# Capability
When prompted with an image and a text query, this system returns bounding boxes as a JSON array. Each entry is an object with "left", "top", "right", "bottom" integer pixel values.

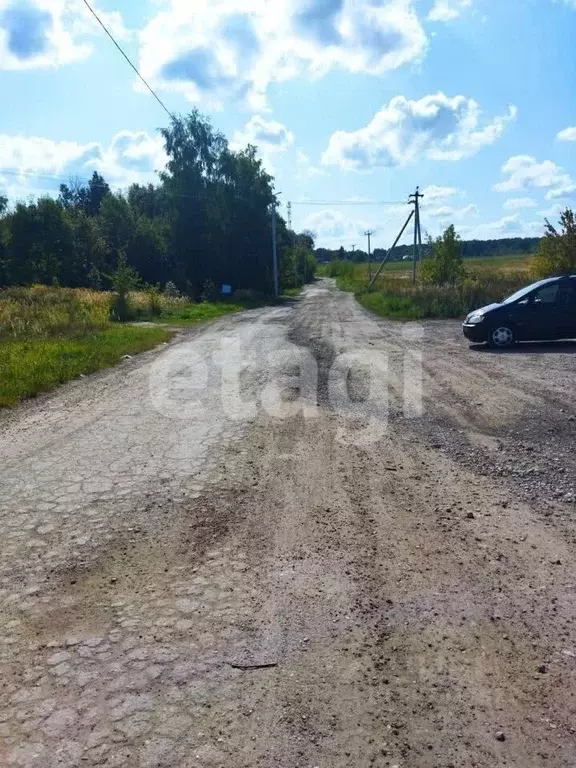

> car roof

[{"left": 538, "top": 275, "right": 576, "bottom": 284}]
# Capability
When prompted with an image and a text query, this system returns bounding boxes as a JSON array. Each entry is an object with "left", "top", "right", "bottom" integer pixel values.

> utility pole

[
  {"left": 409, "top": 187, "right": 424, "bottom": 284},
  {"left": 368, "top": 209, "right": 414, "bottom": 289},
  {"left": 364, "top": 230, "right": 373, "bottom": 280},
  {"left": 271, "top": 203, "right": 279, "bottom": 297},
  {"left": 352, "top": 244, "right": 356, "bottom": 259}
]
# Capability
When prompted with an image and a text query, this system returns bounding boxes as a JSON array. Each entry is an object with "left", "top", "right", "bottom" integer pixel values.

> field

[
  {"left": 0, "top": 285, "right": 262, "bottom": 407},
  {"left": 319, "top": 253, "right": 536, "bottom": 319}
]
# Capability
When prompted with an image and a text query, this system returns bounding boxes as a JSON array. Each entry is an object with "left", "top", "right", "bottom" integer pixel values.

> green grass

[
  {"left": 0, "top": 325, "right": 172, "bottom": 407},
  {"left": 149, "top": 300, "right": 259, "bottom": 325},
  {"left": 147, "top": 292, "right": 303, "bottom": 325},
  {"left": 0, "top": 284, "right": 307, "bottom": 407},
  {"left": 320, "top": 252, "right": 535, "bottom": 291},
  {"left": 358, "top": 292, "right": 422, "bottom": 320},
  {"left": 281, "top": 287, "right": 304, "bottom": 298},
  {"left": 320, "top": 256, "right": 536, "bottom": 321}
]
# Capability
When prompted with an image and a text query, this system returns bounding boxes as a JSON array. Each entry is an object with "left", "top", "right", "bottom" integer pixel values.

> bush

[
  {"left": 109, "top": 253, "right": 140, "bottom": 322},
  {"left": 200, "top": 278, "right": 218, "bottom": 303},
  {"left": 420, "top": 225, "right": 465, "bottom": 285},
  {"left": 532, "top": 209, "right": 576, "bottom": 278},
  {"left": 163, "top": 280, "right": 180, "bottom": 299},
  {"left": 358, "top": 272, "right": 528, "bottom": 320},
  {"left": 147, "top": 285, "right": 163, "bottom": 317}
]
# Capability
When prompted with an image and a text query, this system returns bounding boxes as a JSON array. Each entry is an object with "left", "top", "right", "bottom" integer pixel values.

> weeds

[{"left": 321, "top": 257, "right": 533, "bottom": 320}]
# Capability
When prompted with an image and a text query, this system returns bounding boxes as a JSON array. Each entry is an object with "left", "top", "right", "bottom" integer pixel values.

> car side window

[
  {"left": 533, "top": 283, "right": 559, "bottom": 304},
  {"left": 556, "top": 281, "right": 576, "bottom": 307}
]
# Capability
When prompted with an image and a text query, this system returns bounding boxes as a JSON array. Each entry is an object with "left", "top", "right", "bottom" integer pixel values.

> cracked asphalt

[{"left": 1, "top": 279, "right": 576, "bottom": 767}]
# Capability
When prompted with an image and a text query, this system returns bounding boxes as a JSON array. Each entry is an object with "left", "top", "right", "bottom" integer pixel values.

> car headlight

[{"left": 466, "top": 312, "right": 485, "bottom": 325}]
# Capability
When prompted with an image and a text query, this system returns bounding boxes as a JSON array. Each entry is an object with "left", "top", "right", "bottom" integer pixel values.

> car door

[
  {"left": 513, "top": 282, "right": 561, "bottom": 340},
  {"left": 557, "top": 278, "right": 576, "bottom": 339}
]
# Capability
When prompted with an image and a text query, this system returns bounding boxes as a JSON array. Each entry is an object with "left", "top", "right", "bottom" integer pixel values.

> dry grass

[
  {"left": 0, "top": 285, "right": 187, "bottom": 340},
  {"left": 0, "top": 286, "right": 177, "bottom": 407},
  {"left": 321, "top": 256, "right": 535, "bottom": 320}
]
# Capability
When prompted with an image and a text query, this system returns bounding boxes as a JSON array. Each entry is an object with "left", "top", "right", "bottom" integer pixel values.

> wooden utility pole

[
  {"left": 409, "top": 187, "right": 424, "bottom": 284},
  {"left": 364, "top": 230, "right": 373, "bottom": 280},
  {"left": 367, "top": 209, "right": 414, "bottom": 289},
  {"left": 271, "top": 203, "right": 279, "bottom": 297}
]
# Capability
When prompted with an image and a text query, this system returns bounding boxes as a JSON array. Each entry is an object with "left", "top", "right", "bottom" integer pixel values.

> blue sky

[{"left": 1, "top": 0, "right": 575, "bottom": 248}]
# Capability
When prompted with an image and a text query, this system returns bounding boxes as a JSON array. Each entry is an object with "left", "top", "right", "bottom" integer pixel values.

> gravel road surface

[{"left": 1, "top": 279, "right": 575, "bottom": 767}]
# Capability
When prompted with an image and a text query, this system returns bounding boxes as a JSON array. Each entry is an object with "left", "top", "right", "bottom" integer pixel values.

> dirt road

[{"left": 1, "top": 279, "right": 576, "bottom": 767}]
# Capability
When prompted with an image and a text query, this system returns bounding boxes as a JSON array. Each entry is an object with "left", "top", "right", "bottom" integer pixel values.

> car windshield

[{"left": 502, "top": 279, "right": 555, "bottom": 305}]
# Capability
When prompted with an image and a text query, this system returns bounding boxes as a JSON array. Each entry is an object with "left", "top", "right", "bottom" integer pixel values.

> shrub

[
  {"left": 147, "top": 285, "right": 163, "bottom": 317},
  {"left": 200, "top": 278, "right": 218, "bottom": 303},
  {"left": 532, "top": 209, "right": 576, "bottom": 278},
  {"left": 163, "top": 280, "right": 180, "bottom": 299},
  {"left": 109, "top": 253, "right": 140, "bottom": 322},
  {"left": 420, "top": 225, "right": 465, "bottom": 285},
  {"left": 358, "top": 272, "right": 528, "bottom": 320}
]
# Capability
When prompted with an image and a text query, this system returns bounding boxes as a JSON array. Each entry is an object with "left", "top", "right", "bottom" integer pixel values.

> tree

[
  {"left": 4, "top": 198, "right": 74, "bottom": 285},
  {"left": 58, "top": 172, "right": 110, "bottom": 216},
  {"left": 0, "top": 108, "right": 312, "bottom": 294},
  {"left": 160, "top": 112, "right": 277, "bottom": 296},
  {"left": 86, "top": 172, "right": 110, "bottom": 216},
  {"left": 128, "top": 183, "right": 167, "bottom": 219},
  {"left": 532, "top": 209, "right": 576, "bottom": 278},
  {"left": 109, "top": 253, "right": 140, "bottom": 321},
  {"left": 99, "top": 193, "right": 136, "bottom": 277},
  {"left": 420, "top": 225, "right": 465, "bottom": 285},
  {"left": 126, "top": 216, "right": 169, "bottom": 286},
  {"left": 68, "top": 212, "right": 106, "bottom": 287}
]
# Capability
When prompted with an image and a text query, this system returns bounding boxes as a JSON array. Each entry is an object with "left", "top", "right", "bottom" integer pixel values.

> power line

[
  {"left": 291, "top": 200, "right": 406, "bottom": 206},
  {"left": 81, "top": 0, "right": 174, "bottom": 121},
  {"left": 0, "top": 167, "right": 191, "bottom": 202}
]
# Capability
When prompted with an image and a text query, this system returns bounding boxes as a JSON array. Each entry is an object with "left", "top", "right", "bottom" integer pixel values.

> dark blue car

[{"left": 463, "top": 275, "right": 576, "bottom": 348}]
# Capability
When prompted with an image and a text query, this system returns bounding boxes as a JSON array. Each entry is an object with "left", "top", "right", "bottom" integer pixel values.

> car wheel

[{"left": 488, "top": 325, "right": 515, "bottom": 348}]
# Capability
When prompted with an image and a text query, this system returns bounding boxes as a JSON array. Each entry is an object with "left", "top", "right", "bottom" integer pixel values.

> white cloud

[
  {"left": 494, "top": 155, "right": 576, "bottom": 200},
  {"left": 467, "top": 213, "right": 542, "bottom": 240},
  {"left": 231, "top": 116, "right": 294, "bottom": 153},
  {"left": 322, "top": 93, "right": 516, "bottom": 171},
  {"left": 138, "top": 0, "right": 427, "bottom": 109},
  {"left": 537, "top": 204, "right": 564, "bottom": 220},
  {"left": 0, "top": 130, "right": 167, "bottom": 199},
  {"left": 230, "top": 115, "right": 294, "bottom": 174},
  {"left": 428, "top": 0, "right": 472, "bottom": 22},
  {"left": 503, "top": 197, "right": 537, "bottom": 211},
  {"left": 296, "top": 150, "right": 325, "bottom": 179},
  {"left": 426, "top": 202, "right": 478, "bottom": 220},
  {"left": 557, "top": 126, "right": 576, "bottom": 141},
  {"left": 301, "top": 209, "right": 365, "bottom": 245},
  {"left": 0, "top": 0, "right": 128, "bottom": 71},
  {"left": 421, "top": 184, "right": 463, "bottom": 201}
]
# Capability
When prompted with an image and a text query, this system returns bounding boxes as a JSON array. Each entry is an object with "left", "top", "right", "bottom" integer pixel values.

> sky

[{"left": 1, "top": 0, "right": 576, "bottom": 250}]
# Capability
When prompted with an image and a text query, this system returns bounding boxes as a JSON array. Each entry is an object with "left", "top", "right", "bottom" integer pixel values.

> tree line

[
  {"left": 0, "top": 110, "right": 316, "bottom": 298},
  {"left": 316, "top": 236, "right": 541, "bottom": 264}
]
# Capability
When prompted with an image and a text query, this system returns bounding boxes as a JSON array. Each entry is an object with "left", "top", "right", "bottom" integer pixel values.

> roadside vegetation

[
  {"left": 0, "top": 278, "right": 293, "bottom": 406},
  {"left": 0, "top": 111, "right": 316, "bottom": 300},
  {"left": 0, "top": 108, "right": 317, "bottom": 407},
  {"left": 322, "top": 209, "right": 575, "bottom": 320},
  {"left": 0, "top": 284, "right": 171, "bottom": 407}
]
